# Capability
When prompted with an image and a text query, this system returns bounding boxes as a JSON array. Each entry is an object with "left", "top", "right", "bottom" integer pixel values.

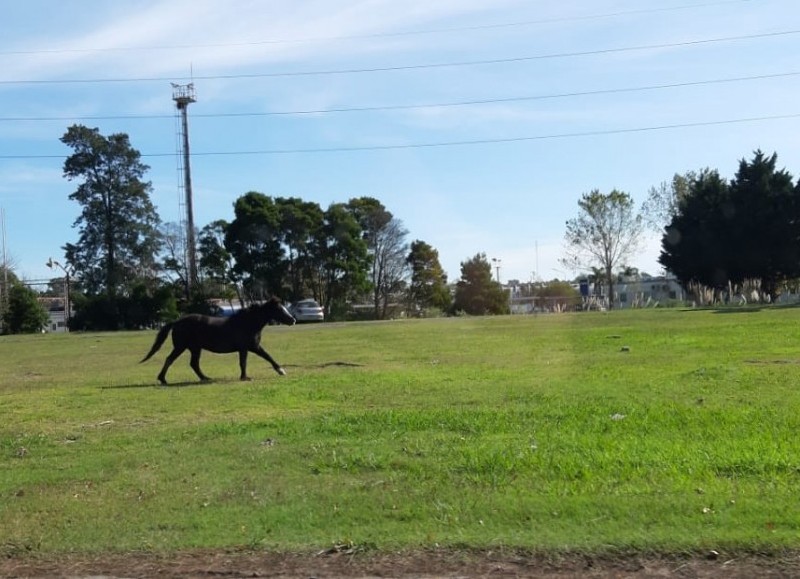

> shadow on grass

[
  {"left": 102, "top": 362, "right": 363, "bottom": 390},
  {"left": 744, "top": 359, "right": 800, "bottom": 365},
  {"left": 283, "top": 361, "right": 363, "bottom": 369},
  {"left": 680, "top": 306, "right": 763, "bottom": 314},
  {"left": 101, "top": 380, "right": 215, "bottom": 390},
  {"left": 681, "top": 303, "right": 800, "bottom": 314}
]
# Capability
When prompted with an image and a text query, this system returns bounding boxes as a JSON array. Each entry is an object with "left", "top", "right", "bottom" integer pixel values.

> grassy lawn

[{"left": 2, "top": 307, "right": 800, "bottom": 556}]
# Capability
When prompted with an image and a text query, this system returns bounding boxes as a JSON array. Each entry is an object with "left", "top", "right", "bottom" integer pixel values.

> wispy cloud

[
  {"left": 4, "top": 0, "right": 530, "bottom": 80},
  {"left": 0, "top": 164, "right": 62, "bottom": 194}
]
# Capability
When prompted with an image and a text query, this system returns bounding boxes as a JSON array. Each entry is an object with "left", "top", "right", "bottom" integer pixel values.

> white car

[{"left": 289, "top": 299, "right": 325, "bottom": 322}]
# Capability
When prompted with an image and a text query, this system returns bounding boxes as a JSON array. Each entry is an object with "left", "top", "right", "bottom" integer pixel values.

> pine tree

[{"left": 61, "top": 125, "right": 161, "bottom": 297}]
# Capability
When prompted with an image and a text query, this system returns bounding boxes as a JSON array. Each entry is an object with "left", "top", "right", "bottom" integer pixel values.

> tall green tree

[
  {"left": 562, "top": 189, "right": 643, "bottom": 305},
  {"left": 276, "top": 197, "right": 324, "bottom": 301},
  {"left": 453, "top": 253, "right": 509, "bottom": 315},
  {"left": 225, "top": 192, "right": 285, "bottom": 302},
  {"left": 727, "top": 151, "right": 799, "bottom": 296},
  {"left": 61, "top": 125, "right": 161, "bottom": 298},
  {"left": 406, "top": 240, "right": 451, "bottom": 314},
  {"left": 660, "top": 151, "right": 800, "bottom": 298},
  {"left": 659, "top": 169, "right": 734, "bottom": 290},
  {"left": 309, "top": 203, "right": 370, "bottom": 319},
  {"left": 3, "top": 283, "right": 49, "bottom": 334},
  {"left": 346, "top": 197, "right": 392, "bottom": 239}
]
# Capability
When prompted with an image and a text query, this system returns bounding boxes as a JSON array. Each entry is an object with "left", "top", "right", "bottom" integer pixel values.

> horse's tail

[{"left": 140, "top": 323, "right": 173, "bottom": 363}]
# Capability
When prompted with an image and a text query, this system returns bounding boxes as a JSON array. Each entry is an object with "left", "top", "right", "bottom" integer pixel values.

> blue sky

[{"left": 2, "top": 0, "right": 799, "bottom": 286}]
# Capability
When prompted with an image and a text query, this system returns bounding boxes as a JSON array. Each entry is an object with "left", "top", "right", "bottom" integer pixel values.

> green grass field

[{"left": 2, "top": 307, "right": 800, "bottom": 556}]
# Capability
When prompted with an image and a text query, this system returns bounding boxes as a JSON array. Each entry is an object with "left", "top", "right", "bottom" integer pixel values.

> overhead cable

[
  {"left": 2, "top": 112, "right": 798, "bottom": 159},
  {"left": 0, "top": 29, "right": 796, "bottom": 85}
]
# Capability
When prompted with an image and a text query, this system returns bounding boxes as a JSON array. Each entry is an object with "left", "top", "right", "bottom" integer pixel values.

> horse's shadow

[
  {"left": 103, "top": 361, "right": 363, "bottom": 390},
  {"left": 284, "top": 361, "right": 363, "bottom": 369},
  {"left": 101, "top": 380, "right": 220, "bottom": 390}
]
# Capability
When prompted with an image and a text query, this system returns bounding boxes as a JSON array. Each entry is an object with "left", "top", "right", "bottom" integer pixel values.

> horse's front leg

[
  {"left": 238, "top": 350, "right": 252, "bottom": 381},
  {"left": 251, "top": 345, "right": 286, "bottom": 376}
]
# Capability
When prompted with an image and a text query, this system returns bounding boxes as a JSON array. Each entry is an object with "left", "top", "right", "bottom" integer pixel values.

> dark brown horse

[{"left": 140, "top": 298, "right": 296, "bottom": 385}]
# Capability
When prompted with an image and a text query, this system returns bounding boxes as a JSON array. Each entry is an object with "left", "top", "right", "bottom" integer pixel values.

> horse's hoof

[
  {"left": 240, "top": 376, "right": 253, "bottom": 382},
  {"left": 278, "top": 368, "right": 286, "bottom": 376}
]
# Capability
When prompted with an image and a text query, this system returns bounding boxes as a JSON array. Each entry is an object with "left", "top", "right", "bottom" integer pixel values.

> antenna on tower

[{"left": 172, "top": 82, "right": 198, "bottom": 298}]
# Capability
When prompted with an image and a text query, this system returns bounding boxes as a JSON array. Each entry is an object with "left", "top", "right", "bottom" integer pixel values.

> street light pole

[
  {"left": 46, "top": 258, "right": 71, "bottom": 332},
  {"left": 491, "top": 258, "right": 502, "bottom": 284}
]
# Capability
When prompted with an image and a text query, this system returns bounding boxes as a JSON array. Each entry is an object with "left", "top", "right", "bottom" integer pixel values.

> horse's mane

[{"left": 229, "top": 297, "right": 282, "bottom": 320}]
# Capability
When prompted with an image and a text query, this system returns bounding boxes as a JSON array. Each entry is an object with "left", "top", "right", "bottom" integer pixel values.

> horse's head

[{"left": 260, "top": 297, "right": 296, "bottom": 326}]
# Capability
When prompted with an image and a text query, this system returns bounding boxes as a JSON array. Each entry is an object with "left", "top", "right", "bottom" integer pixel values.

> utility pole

[
  {"left": 491, "top": 257, "right": 502, "bottom": 284},
  {"left": 172, "top": 83, "right": 197, "bottom": 298},
  {"left": 0, "top": 208, "right": 7, "bottom": 318}
]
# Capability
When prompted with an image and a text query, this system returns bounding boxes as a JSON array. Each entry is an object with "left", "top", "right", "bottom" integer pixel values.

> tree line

[
  {"left": 562, "top": 150, "right": 800, "bottom": 306},
  {"left": 6, "top": 125, "right": 785, "bottom": 333},
  {"left": 657, "top": 150, "right": 800, "bottom": 300},
  {"left": 3, "top": 125, "right": 506, "bottom": 333}
]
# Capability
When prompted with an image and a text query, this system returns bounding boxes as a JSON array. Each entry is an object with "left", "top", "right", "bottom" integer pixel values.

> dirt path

[{"left": 3, "top": 549, "right": 800, "bottom": 578}]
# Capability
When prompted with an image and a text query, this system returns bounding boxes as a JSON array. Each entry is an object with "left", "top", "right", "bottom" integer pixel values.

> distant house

[
  {"left": 505, "top": 275, "right": 685, "bottom": 313},
  {"left": 615, "top": 276, "right": 684, "bottom": 308},
  {"left": 39, "top": 297, "right": 69, "bottom": 333}
]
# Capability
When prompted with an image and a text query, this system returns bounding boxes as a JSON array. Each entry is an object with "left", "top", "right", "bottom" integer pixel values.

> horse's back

[
  {"left": 171, "top": 314, "right": 244, "bottom": 353},
  {"left": 181, "top": 313, "right": 225, "bottom": 326}
]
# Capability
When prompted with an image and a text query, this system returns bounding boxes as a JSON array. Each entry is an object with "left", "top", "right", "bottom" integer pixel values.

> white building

[
  {"left": 40, "top": 297, "right": 69, "bottom": 333},
  {"left": 614, "top": 276, "right": 684, "bottom": 308}
]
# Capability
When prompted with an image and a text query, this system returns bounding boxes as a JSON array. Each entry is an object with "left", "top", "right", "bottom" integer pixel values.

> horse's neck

[{"left": 239, "top": 313, "right": 269, "bottom": 330}]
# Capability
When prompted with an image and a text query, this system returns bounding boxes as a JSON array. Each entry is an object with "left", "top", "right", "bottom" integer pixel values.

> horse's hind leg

[
  {"left": 157, "top": 347, "right": 185, "bottom": 385},
  {"left": 189, "top": 348, "right": 212, "bottom": 382}
]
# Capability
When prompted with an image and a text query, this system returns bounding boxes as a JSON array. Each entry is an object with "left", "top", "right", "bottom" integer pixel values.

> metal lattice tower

[{"left": 172, "top": 82, "right": 198, "bottom": 297}]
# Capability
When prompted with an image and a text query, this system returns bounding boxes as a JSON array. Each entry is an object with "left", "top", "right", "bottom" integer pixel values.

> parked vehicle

[
  {"left": 289, "top": 299, "right": 324, "bottom": 322},
  {"left": 210, "top": 304, "right": 241, "bottom": 317}
]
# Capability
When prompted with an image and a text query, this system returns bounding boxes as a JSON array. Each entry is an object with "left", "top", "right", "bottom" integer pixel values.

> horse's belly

[
  {"left": 204, "top": 340, "right": 240, "bottom": 354},
  {"left": 173, "top": 317, "right": 252, "bottom": 354}
]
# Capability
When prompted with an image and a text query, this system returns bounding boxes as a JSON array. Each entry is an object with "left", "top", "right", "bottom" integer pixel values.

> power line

[
  {"left": 2, "top": 112, "right": 798, "bottom": 159},
  {"left": 163, "top": 113, "right": 800, "bottom": 154},
  {"left": 1, "top": 70, "right": 797, "bottom": 123},
  {"left": 0, "top": 0, "right": 758, "bottom": 56},
  {"left": 1, "top": 29, "right": 796, "bottom": 85}
]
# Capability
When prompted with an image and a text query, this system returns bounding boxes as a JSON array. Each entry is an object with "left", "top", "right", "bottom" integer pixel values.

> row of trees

[
  {"left": 560, "top": 150, "right": 800, "bottom": 306},
  {"left": 9, "top": 126, "right": 787, "bottom": 332},
  {"left": 4, "top": 124, "right": 485, "bottom": 333},
  {"left": 190, "top": 192, "right": 456, "bottom": 321},
  {"left": 657, "top": 151, "right": 800, "bottom": 299}
]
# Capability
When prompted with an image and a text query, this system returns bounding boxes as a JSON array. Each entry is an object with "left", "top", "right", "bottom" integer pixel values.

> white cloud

[
  {"left": 4, "top": 0, "right": 533, "bottom": 80},
  {"left": 0, "top": 164, "right": 62, "bottom": 194}
]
